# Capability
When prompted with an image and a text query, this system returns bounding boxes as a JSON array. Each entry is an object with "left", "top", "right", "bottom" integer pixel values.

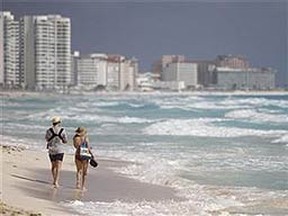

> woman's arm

[{"left": 73, "top": 136, "right": 81, "bottom": 149}]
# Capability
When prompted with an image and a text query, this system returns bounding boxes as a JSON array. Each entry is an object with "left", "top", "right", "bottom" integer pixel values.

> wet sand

[{"left": 1, "top": 145, "right": 181, "bottom": 215}]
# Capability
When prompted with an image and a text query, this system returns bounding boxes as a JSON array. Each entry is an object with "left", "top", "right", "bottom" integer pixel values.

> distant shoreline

[{"left": 1, "top": 89, "right": 288, "bottom": 98}]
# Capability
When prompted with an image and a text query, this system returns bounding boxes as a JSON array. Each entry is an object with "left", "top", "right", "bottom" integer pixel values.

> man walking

[{"left": 45, "top": 116, "right": 68, "bottom": 188}]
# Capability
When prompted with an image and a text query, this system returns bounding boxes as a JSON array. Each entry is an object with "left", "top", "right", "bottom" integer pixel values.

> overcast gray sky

[{"left": 2, "top": 0, "right": 288, "bottom": 87}]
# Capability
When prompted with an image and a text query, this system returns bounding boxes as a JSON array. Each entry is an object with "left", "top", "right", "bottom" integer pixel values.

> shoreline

[
  {"left": 1, "top": 89, "right": 288, "bottom": 99},
  {"left": 1, "top": 144, "right": 181, "bottom": 216}
]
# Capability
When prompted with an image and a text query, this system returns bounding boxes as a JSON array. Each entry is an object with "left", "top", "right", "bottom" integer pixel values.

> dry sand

[{"left": 1, "top": 145, "right": 180, "bottom": 215}]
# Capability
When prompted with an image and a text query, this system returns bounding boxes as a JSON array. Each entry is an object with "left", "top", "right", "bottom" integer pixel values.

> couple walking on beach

[{"left": 45, "top": 116, "right": 95, "bottom": 190}]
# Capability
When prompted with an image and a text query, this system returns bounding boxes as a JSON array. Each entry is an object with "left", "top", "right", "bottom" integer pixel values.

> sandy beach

[{"left": 1, "top": 145, "right": 180, "bottom": 216}]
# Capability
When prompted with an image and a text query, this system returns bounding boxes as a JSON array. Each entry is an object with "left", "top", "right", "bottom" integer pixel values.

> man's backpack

[{"left": 47, "top": 128, "right": 65, "bottom": 143}]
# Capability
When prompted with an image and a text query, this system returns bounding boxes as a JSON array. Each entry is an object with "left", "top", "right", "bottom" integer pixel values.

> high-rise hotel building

[
  {"left": 21, "top": 14, "right": 71, "bottom": 90},
  {"left": 0, "top": 12, "right": 71, "bottom": 90},
  {"left": 0, "top": 11, "right": 20, "bottom": 87}
]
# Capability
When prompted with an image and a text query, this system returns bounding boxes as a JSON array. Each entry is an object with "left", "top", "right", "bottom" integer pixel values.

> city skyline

[{"left": 2, "top": 0, "right": 288, "bottom": 87}]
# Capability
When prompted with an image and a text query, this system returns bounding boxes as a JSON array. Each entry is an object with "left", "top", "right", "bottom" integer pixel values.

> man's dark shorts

[{"left": 49, "top": 153, "right": 64, "bottom": 162}]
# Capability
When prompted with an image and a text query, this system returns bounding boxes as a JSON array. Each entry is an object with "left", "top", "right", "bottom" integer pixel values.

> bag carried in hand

[{"left": 79, "top": 142, "right": 91, "bottom": 160}]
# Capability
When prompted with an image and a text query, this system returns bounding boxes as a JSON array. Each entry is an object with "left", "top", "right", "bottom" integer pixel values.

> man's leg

[
  {"left": 51, "top": 161, "right": 57, "bottom": 186},
  {"left": 54, "top": 160, "right": 62, "bottom": 187}
]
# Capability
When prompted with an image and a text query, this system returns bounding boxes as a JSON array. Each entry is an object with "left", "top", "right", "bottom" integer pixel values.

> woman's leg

[
  {"left": 75, "top": 159, "right": 83, "bottom": 189},
  {"left": 81, "top": 160, "right": 89, "bottom": 190}
]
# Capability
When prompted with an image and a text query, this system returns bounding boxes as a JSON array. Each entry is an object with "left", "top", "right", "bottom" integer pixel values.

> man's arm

[
  {"left": 45, "top": 129, "right": 51, "bottom": 141},
  {"left": 61, "top": 128, "right": 68, "bottom": 143}
]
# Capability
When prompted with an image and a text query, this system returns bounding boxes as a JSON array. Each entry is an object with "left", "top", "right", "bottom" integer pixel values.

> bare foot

[
  {"left": 53, "top": 182, "right": 59, "bottom": 188},
  {"left": 81, "top": 187, "right": 87, "bottom": 191}
]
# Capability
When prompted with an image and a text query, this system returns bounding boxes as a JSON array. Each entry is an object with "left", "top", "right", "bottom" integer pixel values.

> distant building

[
  {"left": 137, "top": 72, "right": 185, "bottom": 92},
  {"left": 106, "top": 54, "right": 138, "bottom": 91},
  {"left": 0, "top": 11, "right": 20, "bottom": 87},
  {"left": 121, "top": 57, "right": 138, "bottom": 91},
  {"left": 162, "top": 62, "right": 198, "bottom": 89},
  {"left": 20, "top": 15, "right": 71, "bottom": 90},
  {"left": 153, "top": 81, "right": 185, "bottom": 91},
  {"left": 151, "top": 54, "right": 277, "bottom": 91},
  {"left": 195, "top": 60, "right": 216, "bottom": 88},
  {"left": 106, "top": 55, "right": 121, "bottom": 90},
  {"left": 216, "top": 67, "right": 276, "bottom": 90},
  {"left": 136, "top": 72, "right": 161, "bottom": 91},
  {"left": 0, "top": 11, "right": 71, "bottom": 90},
  {"left": 215, "top": 55, "right": 250, "bottom": 69},
  {"left": 152, "top": 55, "right": 186, "bottom": 80},
  {"left": 73, "top": 53, "right": 138, "bottom": 91},
  {"left": 76, "top": 54, "right": 106, "bottom": 89},
  {"left": 74, "top": 53, "right": 110, "bottom": 90},
  {"left": 71, "top": 51, "right": 80, "bottom": 86}
]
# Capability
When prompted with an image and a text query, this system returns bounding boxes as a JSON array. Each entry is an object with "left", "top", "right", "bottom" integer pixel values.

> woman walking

[{"left": 73, "top": 127, "right": 93, "bottom": 190}]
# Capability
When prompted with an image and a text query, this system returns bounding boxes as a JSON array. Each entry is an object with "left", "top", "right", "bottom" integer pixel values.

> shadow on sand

[{"left": 12, "top": 164, "right": 182, "bottom": 204}]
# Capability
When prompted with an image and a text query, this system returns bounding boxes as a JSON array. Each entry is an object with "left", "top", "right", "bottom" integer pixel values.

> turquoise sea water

[{"left": 2, "top": 92, "right": 288, "bottom": 215}]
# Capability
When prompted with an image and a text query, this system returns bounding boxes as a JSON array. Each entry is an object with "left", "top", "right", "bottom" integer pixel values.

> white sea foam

[
  {"left": 62, "top": 182, "right": 287, "bottom": 216},
  {"left": 5, "top": 122, "right": 47, "bottom": 131},
  {"left": 143, "top": 118, "right": 286, "bottom": 137},
  {"left": 114, "top": 157, "right": 180, "bottom": 186},
  {"left": 225, "top": 109, "right": 288, "bottom": 123},
  {"left": 153, "top": 97, "right": 239, "bottom": 111},
  {"left": 157, "top": 98, "right": 210, "bottom": 111},
  {"left": 272, "top": 134, "right": 288, "bottom": 144},
  {"left": 153, "top": 96, "right": 211, "bottom": 111},
  {"left": 190, "top": 101, "right": 249, "bottom": 110},
  {"left": 0, "top": 134, "right": 36, "bottom": 150},
  {"left": 117, "top": 116, "right": 155, "bottom": 123},
  {"left": 226, "top": 97, "right": 288, "bottom": 109},
  {"left": 0, "top": 134, "right": 75, "bottom": 154},
  {"left": 127, "top": 102, "right": 147, "bottom": 108},
  {"left": 62, "top": 197, "right": 241, "bottom": 216},
  {"left": 62, "top": 200, "right": 197, "bottom": 216},
  {"left": 154, "top": 96, "right": 288, "bottom": 111},
  {"left": 92, "top": 101, "right": 122, "bottom": 107},
  {"left": 23, "top": 111, "right": 155, "bottom": 124}
]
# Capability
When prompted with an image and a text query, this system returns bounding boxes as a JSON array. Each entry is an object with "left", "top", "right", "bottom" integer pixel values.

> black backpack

[{"left": 47, "top": 128, "right": 65, "bottom": 143}]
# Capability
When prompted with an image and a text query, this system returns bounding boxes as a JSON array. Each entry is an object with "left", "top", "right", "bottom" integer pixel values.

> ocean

[{"left": 2, "top": 92, "right": 288, "bottom": 215}]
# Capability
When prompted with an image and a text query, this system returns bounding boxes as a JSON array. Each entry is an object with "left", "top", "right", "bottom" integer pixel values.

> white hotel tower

[
  {"left": 0, "top": 11, "right": 20, "bottom": 87},
  {"left": 20, "top": 15, "right": 71, "bottom": 90},
  {"left": 0, "top": 12, "right": 71, "bottom": 90}
]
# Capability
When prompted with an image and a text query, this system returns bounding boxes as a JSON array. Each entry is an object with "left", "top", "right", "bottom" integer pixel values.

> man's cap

[{"left": 51, "top": 116, "right": 61, "bottom": 124}]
